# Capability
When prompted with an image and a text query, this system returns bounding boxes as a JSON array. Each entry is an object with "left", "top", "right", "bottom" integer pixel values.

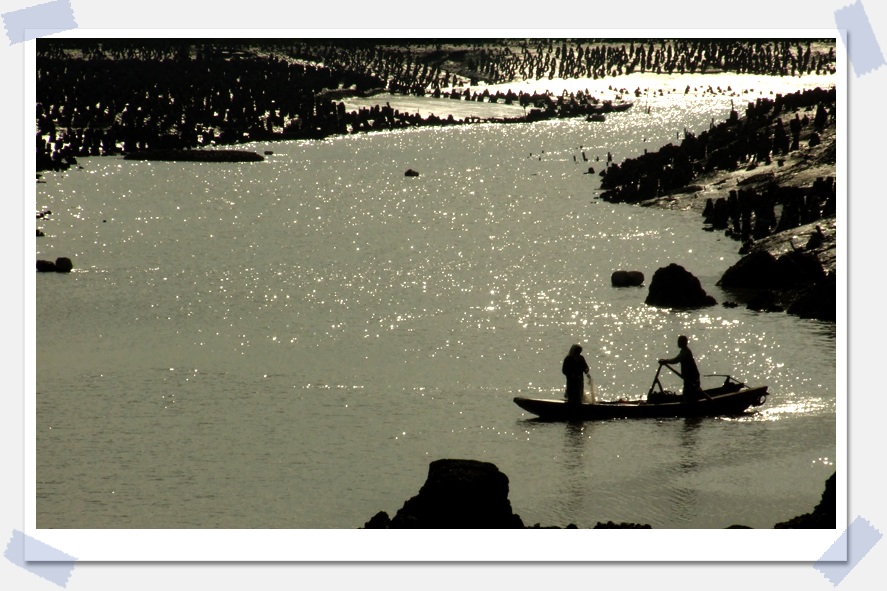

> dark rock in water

[
  {"left": 54, "top": 257, "right": 74, "bottom": 273},
  {"left": 718, "top": 250, "right": 781, "bottom": 289},
  {"left": 611, "top": 270, "right": 645, "bottom": 287},
  {"left": 774, "top": 472, "right": 836, "bottom": 528},
  {"left": 370, "top": 459, "right": 524, "bottom": 529},
  {"left": 645, "top": 263, "right": 717, "bottom": 308},
  {"left": 775, "top": 251, "right": 826, "bottom": 286},
  {"left": 722, "top": 301, "right": 739, "bottom": 308},
  {"left": 720, "top": 249, "right": 825, "bottom": 290},
  {"left": 37, "top": 229, "right": 45, "bottom": 237},
  {"left": 38, "top": 257, "right": 74, "bottom": 273},
  {"left": 404, "top": 168, "right": 420, "bottom": 177},
  {"left": 787, "top": 273, "right": 837, "bottom": 322},
  {"left": 746, "top": 290, "right": 784, "bottom": 313},
  {"left": 36, "top": 259, "right": 56, "bottom": 272}
]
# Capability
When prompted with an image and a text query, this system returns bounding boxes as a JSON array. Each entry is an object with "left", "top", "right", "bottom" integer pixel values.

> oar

[
  {"left": 646, "top": 363, "right": 664, "bottom": 398},
  {"left": 660, "top": 363, "right": 714, "bottom": 401}
]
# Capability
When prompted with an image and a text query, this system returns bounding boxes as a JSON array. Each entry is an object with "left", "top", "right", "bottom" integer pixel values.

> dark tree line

[{"left": 36, "top": 39, "right": 836, "bottom": 173}]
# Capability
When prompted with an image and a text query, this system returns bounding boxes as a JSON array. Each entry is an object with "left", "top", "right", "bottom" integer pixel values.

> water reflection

[
  {"left": 563, "top": 420, "right": 588, "bottom": 470},
  {"left": 560, "top": 421, "right": 590, "bottom": 521},
  {"left": 679, "top": 416, "right": 703, "bottom": 473},
  {"left": 652, "top": 417, "right": 705, "bottom": 526}
]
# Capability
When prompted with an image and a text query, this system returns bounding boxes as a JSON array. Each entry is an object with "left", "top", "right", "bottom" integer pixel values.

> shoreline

[
  {"left": 35, "top": 39, "right": 837, "bottom": 174},
  {"left": 596, "top": 86, "right": 837, "bottom": 320}
]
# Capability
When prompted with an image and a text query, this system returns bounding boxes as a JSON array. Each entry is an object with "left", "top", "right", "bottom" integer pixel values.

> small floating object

[{"left": 404, "top": 168, "right": 420, "bottom": 177}]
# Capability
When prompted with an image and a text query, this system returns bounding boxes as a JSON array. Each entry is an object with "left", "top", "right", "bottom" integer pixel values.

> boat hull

[{"left": 513, "top": 386, "right": 768, "bottom": 421}]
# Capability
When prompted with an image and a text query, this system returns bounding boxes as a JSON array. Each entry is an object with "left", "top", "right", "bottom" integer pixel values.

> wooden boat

[
  {"left": 513, "top": 373, "right": 768, "bottom": 421},
  {"left": 585, "top": 100, "right": 634, "bottom": 115}
]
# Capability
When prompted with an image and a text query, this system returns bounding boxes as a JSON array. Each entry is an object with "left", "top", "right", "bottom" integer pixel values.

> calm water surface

[{"left": 36, "top": 74, "right": 837, "bottom": 529}]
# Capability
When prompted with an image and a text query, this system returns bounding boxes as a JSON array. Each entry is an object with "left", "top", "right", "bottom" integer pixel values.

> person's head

[
  {"left": 569, "top": 344, "right": 582, "bottom": 356},
  {"left": 677, "top": 335, "right": 689, "bottom": 348}
]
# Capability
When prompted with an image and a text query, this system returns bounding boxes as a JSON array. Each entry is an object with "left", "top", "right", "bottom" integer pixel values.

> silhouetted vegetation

[
  {"left": 599, "top": 86, "right": 836, "bottom": 238},
  {"left": 36, "top": 39, "right": 836, "bottom": 172}
]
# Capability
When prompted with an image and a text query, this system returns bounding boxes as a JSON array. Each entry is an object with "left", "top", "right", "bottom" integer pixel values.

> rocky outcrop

[
  {"left": 611, "top": 270, "right": 645, "bottom": 287},
  {"left": 715, "top": 230, "right": 833, "bottom": 320},
  {"left": 717, "top": 250, "right": 780, "bottom": 289},
  {"left": 786, "top": 272, "right": 837, "bottom": 322},
  {"left": 645, "top": 263, "right": 716, "bottom": 308},
  {"left": 719, "top": 246, "right": 826, "bottom": 291},
  {"left": 404, "top": 168, "right": 420, "bottom": 177},
  {"left": 364, "top": 459, "right": 524, "bottom": 529}
]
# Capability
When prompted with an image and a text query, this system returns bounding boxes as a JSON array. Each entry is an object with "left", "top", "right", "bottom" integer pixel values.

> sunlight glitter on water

[{"left": 36, "top": 71, "right": 837, "bottom": 529}]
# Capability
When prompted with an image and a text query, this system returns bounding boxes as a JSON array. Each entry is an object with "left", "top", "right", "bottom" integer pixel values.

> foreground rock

[
  {"left": 364, "top": 459, "right": 835, "bottom": 529},
  {"left": 645, "top": 263, "right": 716, "bottom": 308},
  {"left": 364, "top": 459, "right": 524, "bottom": 528},
  {"left": 363, "top": 459, "right": 651, "bottom": 529}
]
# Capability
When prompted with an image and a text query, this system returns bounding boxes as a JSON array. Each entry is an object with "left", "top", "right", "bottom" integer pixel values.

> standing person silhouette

[
  {"left": 562, "top": 344, "right": 591, "bottom": 406},
  {"left": 658, "top": 335, "right": 702, "bottom": 403}
]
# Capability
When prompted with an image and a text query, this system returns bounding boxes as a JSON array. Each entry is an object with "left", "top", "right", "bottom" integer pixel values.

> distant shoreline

[
  {"left": 36, "top": 39, "right": 837, "bottom": 173},
  {"left": 122, "top": 149, "right": 265, "bottom": 162}
]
